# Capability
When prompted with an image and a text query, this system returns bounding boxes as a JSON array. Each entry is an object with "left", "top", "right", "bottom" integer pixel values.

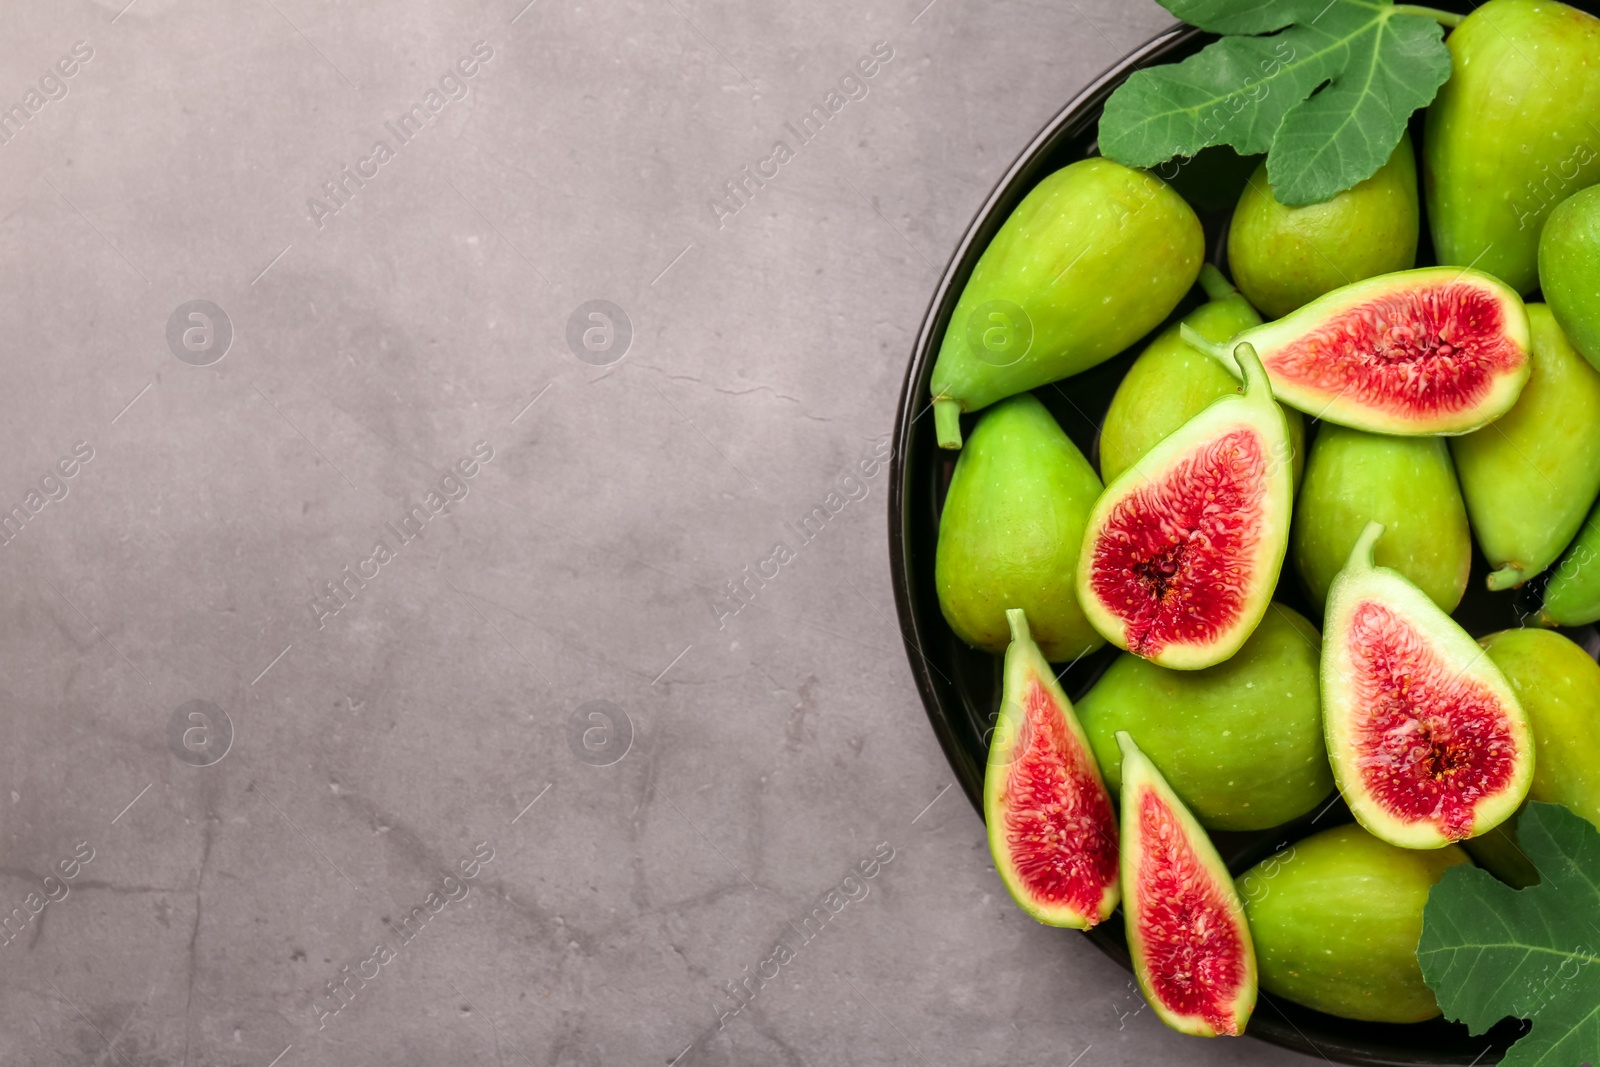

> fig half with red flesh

[
  {"left": 1323, "top": 522, "right": 1534, "bottom": 850},
  {"left": 1183, "top": 267, "right": 1530, "bottom": 436},
  {"left": 983, "top": 609, "right": 1119, "bottom": 928},
  {"left": 1118, "top": 731, "right": 1257, "bottom": 1038},
  {"left": 1078, "top": 343, "right": 1292, "bottom": 670}
]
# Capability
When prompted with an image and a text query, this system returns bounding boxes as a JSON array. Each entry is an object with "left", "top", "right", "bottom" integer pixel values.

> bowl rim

[{"left": 888, "top": 18, "right": 1194, "bottom": 820}]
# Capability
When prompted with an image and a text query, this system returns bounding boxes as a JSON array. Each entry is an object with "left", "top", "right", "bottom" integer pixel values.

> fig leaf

[
  {"left": 1097, "top": 0, "right": 1452, "bottom": 206},
  {"left": 1418, "top": 803, "right": 1600, "bottom": 1065}
]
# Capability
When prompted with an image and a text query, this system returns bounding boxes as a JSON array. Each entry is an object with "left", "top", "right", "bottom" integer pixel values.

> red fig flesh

[
  {"left": 1186, "top": 267, "right": 1530, "bottom": 436},
  {"left": 1322, "top": 523, "right": 1533, "bottom": 849},
  {"left": 984, "top": 609, "right": 1119, "bottom": 928},
  {"left": 1078, "top": 343, "right": 1292, "bottom": 669},
  {"left": 1119, "top": 731, "right": 1256, "bottom": 1037}
]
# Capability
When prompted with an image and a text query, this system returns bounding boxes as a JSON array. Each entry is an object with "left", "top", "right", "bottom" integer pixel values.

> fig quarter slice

[
  {"left": 983, "top": 609, "right": 1119, "bottom": 928},
  {"left": 1184, "top": 267, "right": 1531, "bottom": 436},
  {"left": 1078, "top": 342, "right": 1292, "bottom": 670},
  {"left": 1118, "top": 731, "right": 1257, "bottom": 1038},
  {"left": 1322, "top": 522, "right": 1534, "bottom": 850}
]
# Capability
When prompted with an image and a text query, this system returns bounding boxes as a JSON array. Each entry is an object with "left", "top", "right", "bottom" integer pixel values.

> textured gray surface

[{"left": 0, "top": 1, "right": 1319, "bottom": 1063}]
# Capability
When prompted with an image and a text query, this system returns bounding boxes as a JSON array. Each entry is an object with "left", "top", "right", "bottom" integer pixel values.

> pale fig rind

[
  {"left": 1077, "top": 343, "right": 1292, "bottom": 670},
  {"left": 983, "top": 609, "right": 1119, "bottom": 928},
  {"left": 1184, "top": 267, "right": 1531, "bottom": 436},
  {"left": 1118, "top": 731, "right": 1257, "bottom": 1038},
  {"left": 1322, "top": 523, "right": 1534, "bottom": 850}
]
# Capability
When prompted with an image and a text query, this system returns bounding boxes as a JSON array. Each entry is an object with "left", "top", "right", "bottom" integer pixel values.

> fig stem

[
  {"left": 1350, "top": 521, "right": 1385, "bottom": 572},
  {"left": 1393, "top": 4, "right": 1463, "bottom": 27},
  {"left": 1179, "top": 322, "right": 1234, "bottom": 366},
  {"left": 1233, "top": 342, "right": 1271, "bottom": 397},
  {"left": 1486, "top": 565, "right": 1525, "bottom": 592},
  {"left": 1197, "top": 263, "right": 1237, "bottom": 302},
  {"left": 1006, "top": 607, "right": 1030, "bottom": 645},
  {"left": 933, "top": 397, "right": 964, "bottom": 449}
]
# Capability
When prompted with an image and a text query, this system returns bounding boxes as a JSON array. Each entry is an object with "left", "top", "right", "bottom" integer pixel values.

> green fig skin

[
  {"left": 930, "top": 158, "right": 1204, "bottom": 448},
  {"left": 1098, "top": 268, "right": 1305, "bottom": 487},
  {"left": 1539, "top": 184, "right": 1600, "bottom": 372},
  {"left": 1482, "top": 629, "right": 1600, "bottom": 824},
  {"left": 1293, "top": 423, "right": 1471, "bottom": 615},
  {"left": 1229, "top": 133, "right": 1419, "bottom": 319},
  {"left": 935, "top": 394, "right": 1105, "bottom": 662},
  {"left": 1239, "top": 825, "right": 1470, "bottom": 1024},
  {"left": 1450, "top": 305, "right": 1600, "bottom": 590},
  {"left": 1076, "top": 604, "right": 1331, "bottom": 832},
  {"left": 1541, "top": 497, "right": 1600, "bottom": 626},
  {"left": 1467, "top": 629, "right": 1600, "bottom": 886},
  {"left": 1424, "top": 0, "right": 1600, "bottom": 295}
]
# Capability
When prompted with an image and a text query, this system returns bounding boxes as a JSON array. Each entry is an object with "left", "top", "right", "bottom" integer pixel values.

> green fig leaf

[
  {"left": 1097, "top": 0, "right": 1452, "bottom": 205},
  {"left": 1418, "top": 803, "right": 1600, "bottom": 1066},
  {"left": 1153, "top": 0, "right": 1319, "bottom": 36}
]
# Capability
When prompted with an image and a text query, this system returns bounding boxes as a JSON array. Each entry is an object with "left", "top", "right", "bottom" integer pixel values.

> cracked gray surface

[{"left": 0, "top": 0, "right": 1321, "bottom": 1063}]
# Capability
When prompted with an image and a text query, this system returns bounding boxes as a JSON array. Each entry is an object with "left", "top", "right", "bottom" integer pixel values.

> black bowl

[{"left": 887, "top": 8, "right": 1599, "bottom": 1064}]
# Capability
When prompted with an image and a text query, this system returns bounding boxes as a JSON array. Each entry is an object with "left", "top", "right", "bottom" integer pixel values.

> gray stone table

[{"left": 0, "top": 0, "right": 1321, "bottom": 1063}]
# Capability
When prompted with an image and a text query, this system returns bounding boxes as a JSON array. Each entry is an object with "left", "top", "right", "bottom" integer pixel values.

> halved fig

[
  {"left": 1118, "top": 731, "right": 1256, "bottom": 1038},
  {"left": 983, "top": 609, "right": 1119, "bottom": 928},
  {"left": 1183, "top": 267, "right": 1531, "bottom": 436},
  {"left": 1322, "top": 523, "right": 1534, "bottom": 849},
  {"left": 1077, "top": 343, "right": 1292, "bottom": 669}
]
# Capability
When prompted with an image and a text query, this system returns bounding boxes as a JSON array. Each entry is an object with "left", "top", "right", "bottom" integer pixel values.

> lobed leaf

[
  {"left": 1419, "top": 803, "right": 1600, "bottom": 1066},
  {"left": 1265, "top": 9, "right": 1450, "bottom": 204},
  {"left": 1099, "top": 0, "right": 1452, "bottom": 205}
]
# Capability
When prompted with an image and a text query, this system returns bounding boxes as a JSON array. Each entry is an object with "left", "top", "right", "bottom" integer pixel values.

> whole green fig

[
  {"left": 935, "top": 394, "right": 1103, "bottom": 662},
  {"left": 1425, "top": 0, "right": 1600, "bottom": 294},
  {"left": 1293, "top": 423, "right": 1471, "bottom": 614},
  {"left": 930, "top": 158, "right": 1203, "bottom": 449},
  {"left": 1229, "top": 133, "right": 1418, "bottom": 319},
  {"left": 1483, "top": 629, "right": 1600, "bottom": 825},
  {"left": 1098, "top": 265, "right": 1304, "bottom": 486},
  {"left": 1538, "top": 183, "right": 1600, "bottom": 371},
  {"left": 1450, "top": 305, "right": 1600, "bottom": 590},
  {"left": 1240, "top": 825, "right": 1470, "bottom": 1023},
  {"left": 1467, "top": 629, "right": 1600, "bottom": 887},
  {"left": 1541, "top": 499, "right": 1600, "bottom": 626},
  {"left": 1075, "top": 604, "right": 1330, "bottom": 832}
]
